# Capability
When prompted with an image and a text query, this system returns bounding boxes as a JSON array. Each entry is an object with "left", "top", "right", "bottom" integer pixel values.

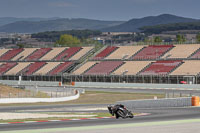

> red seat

[
  {"left": 132, "top": 45, "right": 173, "bottom": 60},
  {"left": 54, "top": 47, "right": 82, "bottom": 61},
  {"left": 21, "top": 62, "right": 46, "bottom": 75},
  {"left": 0, "top": 49, "right": 24, "bottom": 61},
  {"left": 84, "top": 61, "right": 124, "bottom": 75},
  {"left": 139, "top": 60, "right": 182, "bottom": 75},
  {"left": 25, "top": 48, "right": 52, "bottom": 61},
  {"left": 49, "top": 62, "right": 74, "bottom": 75},
  {"left": 93, "top": 46, "right": 118, "bottom": 60},
  {"left": 0, "top": 62, "right": 17, "bottom": 75}
]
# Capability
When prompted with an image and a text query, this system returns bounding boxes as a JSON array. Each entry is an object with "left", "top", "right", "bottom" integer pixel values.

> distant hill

[
  {"left": 101, "top": 14, "right": 198, "bottom": 32},
  {"left": 0, "top": 17, "right": 59, "bottom": 27},
  {"left": 0, "top": 18, "right": 124, "bottom": 33},
  {"left": 140, "top": 21, "right": 200, "bottom": 34}
]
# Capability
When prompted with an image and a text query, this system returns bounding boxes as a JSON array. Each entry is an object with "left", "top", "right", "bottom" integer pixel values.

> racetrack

[
  {"left": 0, "top": 104, "right": 200, "bottom": 132},
  {"left": 1, "top": 86, "right": 200, "bottom": 133}
]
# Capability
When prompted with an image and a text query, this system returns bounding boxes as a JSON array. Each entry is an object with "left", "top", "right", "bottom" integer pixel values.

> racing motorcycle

[{"left": 107, "top": 104, "right": 134, "bottom": 119}]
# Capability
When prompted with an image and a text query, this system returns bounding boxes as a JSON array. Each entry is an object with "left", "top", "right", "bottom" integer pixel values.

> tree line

[
  {"left": 31, "top": 29, "right": 102, "bottom": 42},
  {"left": 140, "top": 21, "right": 200, "bottom": 34}
]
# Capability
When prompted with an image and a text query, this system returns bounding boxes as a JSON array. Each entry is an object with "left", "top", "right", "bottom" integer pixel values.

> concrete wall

[
  {"left": 0, "top": 92, "right": 80, "bottom": 104},
  {"left": 74, "top": 82, "right": 200, "bottom": 90},
  {"left": 117, "top": 97, "right": 191, "bottom": 109},
  {"left": 0, "top": 80, "right": 60, "bottom": 87}
]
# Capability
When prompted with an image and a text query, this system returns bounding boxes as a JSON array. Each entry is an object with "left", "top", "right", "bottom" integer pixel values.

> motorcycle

[{"left": 108, "top": 104, "right": 134, "bottom": 119}]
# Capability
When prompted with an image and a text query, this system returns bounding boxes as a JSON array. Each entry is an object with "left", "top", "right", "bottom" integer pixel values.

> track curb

[{"left": 0, "top": 113, "right": 150, "bottom": 125}]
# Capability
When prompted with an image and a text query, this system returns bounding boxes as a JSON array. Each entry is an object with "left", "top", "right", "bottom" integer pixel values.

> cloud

[{"left": 48, "top": 2, "right": 78, "bottom": 8}]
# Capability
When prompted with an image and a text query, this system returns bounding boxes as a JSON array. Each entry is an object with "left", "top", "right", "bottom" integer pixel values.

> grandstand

[
  {"left": 48, "top": 62, "right": 74, "bottom": 76},
  {"left": 5, "top": 62, "right": 31, "bottom": 75},
  {"left": 93, "top": 46, "right": 118, "bottom": 60},
  {"left": 1, "top": 44, "right": 200, "bottom": 84},
  {"left": 0, "top": 48, "right": 24, "bottom": 61},
  {"left": 12, "top": 48, "right": 38, "bottom": 61},
  {"left": 54, "top": 47, "right": 82, "bottom": 61},
  {"left": 71, "top": 61, "right": 97, "bottom": 75},
  {"left": 0, "top": 49, "right": 10, "bottom": 58},
  {"left": 112, "top": 61, "right": 151, "bottom": 75},
  {"left": 105, "top": 46, "right": 144, "bottom": 60},
  {"left": 132, "top": 45, "right": 173, "bottom": 60},
  {"left": 0, "top": 62, "right": 17, "bottom": 75},
  {"left": 170, "top": 60, "right": 200, "bottom": 75},
  {"left": 139, "top": 60, "right": 183, "bottom": 75},
  {"left": 84, "top": 61, "right": 124, "bottom": 75},
  {"left": 34, "top": 62, "right": 61, "bottom": 75},
  {"left": 25, "top": 48, "right": 52, "bottom": 61},
  {"left": 162, "top": 44, "right": 200, "bottom": 59},
  {"left": 40, "top": 48, "right": 66, "bottom": 61}
]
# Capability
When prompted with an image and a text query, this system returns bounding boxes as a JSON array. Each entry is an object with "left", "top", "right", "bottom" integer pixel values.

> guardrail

[
  {"left": 117, "top": 96, "right": 200, "bottom": 109},
  {"left": 74, "top": 82, "right": 200, "bottom": 90}
]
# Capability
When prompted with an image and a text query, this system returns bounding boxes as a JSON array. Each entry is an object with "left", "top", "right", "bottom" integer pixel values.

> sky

[{"left": 0, "top": 0, "right": 199, "bottom": 21}]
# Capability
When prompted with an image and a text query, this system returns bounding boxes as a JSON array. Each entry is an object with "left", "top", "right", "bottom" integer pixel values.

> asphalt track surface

[
  {"left": 1, "top": 86, "right": 200, "bottom": 132},
  {"left": 0, "top": 104, "right": 200, "bottom": 132}
]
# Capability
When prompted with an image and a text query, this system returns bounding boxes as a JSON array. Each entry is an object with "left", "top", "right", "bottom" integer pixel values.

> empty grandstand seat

[
  {"left": 190, "top": 49, "right": 200, "bottom": 59},
  {"left": 25, "top": 48, "right": 52, "bottom": 61},
  {"left": 84, "top": 61, "right": 124, "bottom": 75},
  {"left": 48, "top": 62, "right": 74, "bottom": 75},
  {"left": 0, "top": 48, "right": 24, "bottom": 61},
  {"left": 69, "top": 47, "right": 94, "bottom": 60},
  {"left": 0, "top": 62, "right": 17, "bottom": 75},
  {"left": 162, "top": 44, "right": 200, "bottom": 59},
  {"left": 132, "top": 45, "right": 173, "bottom": 60},
  {"left": 139, "top": 60, "right": 183, "bottom": 75},
  {"left": 40, "top": 48, "right": 67, "bottom": 61},
  {"left": 0, "top": 49, "right": 10, "bottom": 58},
  {"left": 34, "top": 62, "right": 61, "bottom": 75},
  {"left": 170, "top": 61, "right": 200, "bottom": 75},
  {"left": 112, "top": 61, "right": 151, "bottom": 75},
  {"left": 20, "top": 62, "right": 47, "bottom": 75},
  {"left": 5, "top": 62, "right": 31, "bottom": 75},
  {"left": 93, "top": 46, "right": 118, "bottom": 60},
  {"left": 54, "top": 47, "right": 82, "bottom": 61},
  {"left": 71, "top": 61, "right": 97, "bottom": 75},
  {"left": 105, "top": 46, "right": 144, "bottom": 60},
  {"left": 12, "top": 48, "right": 38, "bottom": 61}
]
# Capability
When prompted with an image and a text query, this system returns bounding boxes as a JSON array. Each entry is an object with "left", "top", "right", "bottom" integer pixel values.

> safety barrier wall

[
  {"left": 0, "top": 92, "right": 80, "bottom": 104},
  {"left": 0, "top": 80, "right": 60, "bottom": 86},
  {"left": 74, "top": 82, "right": 200, "bottom": 90},
  {"left": 117, "top": 97, "right": 192, "bottom": 109}
]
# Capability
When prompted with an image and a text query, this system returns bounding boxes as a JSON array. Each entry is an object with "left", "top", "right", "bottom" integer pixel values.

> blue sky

[{"left": 0, "top": 0, "right": 199, "bottom": 20}]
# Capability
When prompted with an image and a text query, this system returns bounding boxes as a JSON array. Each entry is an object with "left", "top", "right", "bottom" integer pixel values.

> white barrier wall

[
  {"left": 0, "top": 80, "right": 60, "bottom": 86},
  {"left": 0, "top": 92, "right": 80, "bottom": 104}
]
